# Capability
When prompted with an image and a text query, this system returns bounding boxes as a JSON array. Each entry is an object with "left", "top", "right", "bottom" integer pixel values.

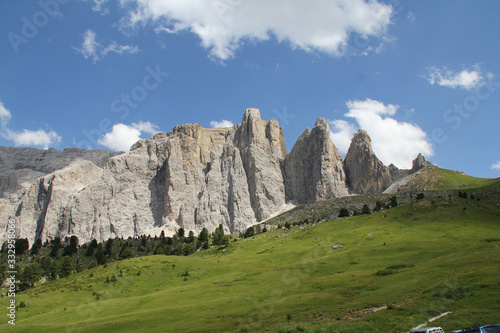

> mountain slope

[
  {"left": 385, "top": 166, "right": 498, "bottom": 193},
  {"left": 5, "top": 183, "right": 500, "bottom": 333}
]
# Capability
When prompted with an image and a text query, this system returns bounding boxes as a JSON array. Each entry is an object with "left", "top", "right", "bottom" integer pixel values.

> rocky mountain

[
  {"left": 0, "top": 108, "right": 432, "bottom": 246},
  {"left": 285, "top": 118, "right": 349, "bottom": 202},
  {"left": 343, "top": 129, "right": 393, "bottom": 194},
  {"left": 0, "top": 146, "right": 120, "bottom": 199}
]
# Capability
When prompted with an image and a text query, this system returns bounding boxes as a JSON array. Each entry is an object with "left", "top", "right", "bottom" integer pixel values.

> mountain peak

[
  {"left": 242, "top": 108, "right": 261, "bottom": 123},
  {"left": 314, "top": 117, "right": 329, "bottom": 129},
  {"left": 344, "top": 129, "right": 392, "bottom": 194}
]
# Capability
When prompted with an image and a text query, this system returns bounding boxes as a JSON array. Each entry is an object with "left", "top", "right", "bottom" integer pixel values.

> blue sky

[{"left": 1, "top": 0, "right": 499, "bottom": 177}]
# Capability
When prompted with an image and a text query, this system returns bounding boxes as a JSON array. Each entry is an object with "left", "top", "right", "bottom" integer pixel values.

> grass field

[
  {"left": 396, "top": 166, "right": 498, "bottom": 192},
  {"left": 2, "top": 174, "right": 500, "bottom": 332}
]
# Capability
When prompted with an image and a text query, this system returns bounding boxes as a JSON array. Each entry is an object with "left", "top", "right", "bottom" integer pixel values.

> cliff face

[
  {"left": 0, "top": 108, "right": 431, "bottom": 246},
  {"left": 2, "top": 109, "right": 290, "bottom": 245},
  {"left": 284, "top": 118, "right": 349, "bottom": 203},
  {"left": 343, "top": 129, "right": 392, "bottom": 194},
  {"left": 0, "top": 146, "right": 120, "bottom": 198}
]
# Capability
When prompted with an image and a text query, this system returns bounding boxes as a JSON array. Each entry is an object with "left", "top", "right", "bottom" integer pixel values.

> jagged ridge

[{"left": 0, "top": 108, "right": 431, "bottom": 245}]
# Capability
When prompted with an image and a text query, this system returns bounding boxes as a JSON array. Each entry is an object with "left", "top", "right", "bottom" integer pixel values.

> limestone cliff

[
  {"left": 0, "top": 108, "right": 432, "bottom": 246},
  {"left": 343, "top": 129, "right": 392, "bottom": 194},
  {"left": 1, "top": 108, "right": 289, "bottom": 245},
  {"left": 284, "top": 118, "right": 349, "bottom": 202},
  {"left": 0, "top": 146, "right": 119, "bottom": 198}
]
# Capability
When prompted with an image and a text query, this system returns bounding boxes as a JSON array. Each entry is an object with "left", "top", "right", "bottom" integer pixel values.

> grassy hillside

[
  {"left": 393, "top": 166, "right": 498, "bottom": 192},
  {"left": 3, "top": 185, "right": 499, "bottom": 332}
]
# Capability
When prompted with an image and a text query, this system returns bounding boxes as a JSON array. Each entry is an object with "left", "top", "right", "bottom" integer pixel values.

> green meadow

[{"left": 2, "top": 176, "right": 500, "bottom": 332}]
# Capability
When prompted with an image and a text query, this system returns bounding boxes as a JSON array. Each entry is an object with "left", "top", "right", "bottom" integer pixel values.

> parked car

[
  {"left": 410, "top": 327, "right": 445, "bottom": 333},
  {"left": 450, "top": 325, "right": 500, "bottom": 333}
]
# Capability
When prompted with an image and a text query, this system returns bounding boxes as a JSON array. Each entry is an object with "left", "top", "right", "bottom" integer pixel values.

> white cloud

[
  {"left": 120, "top": 0, "right": 393, "bottom": 61},
  {"left": 98, "top": 122, "right": 160, "bottom": 151},
  {"left": 407, "top": 11, "right": 416, "bottom": 23},
  {"left": 329, "top": 98, "right": 433, "bottom": 169},
  {"left": 491, "top": 161, "right": 500, "bottom": 170},
  {"left": 0, "top": 100, "right": 61, "bottom": 149},
  {"left": 0, "top": 101, "right": 12, "bottom": 127},
  {"left": 91, "top": 0, "right": 110, "bottom": 15},
  {"left": 4, "top": 129, "right": 61, "bottom": 149},
  {"left": 102, "top": 41, "right": 140, "bottom": 56},
  {"left": 74, "top": 29, "right": 139, "bottom": 63},
  {"left": 328, "top": 119, "right": 357, "bottom": 156},
  {"left": 423, "top": 63, "right": 493, "bottom": 91},
  {"left": 75, "top": 29, "right": 99, "bottom": 62},
  {"left": 131, "top": 121, "right": 160, "bottom": 135},
  {"left": 210, "top": 120, "right": 234, "bottom": 128}
]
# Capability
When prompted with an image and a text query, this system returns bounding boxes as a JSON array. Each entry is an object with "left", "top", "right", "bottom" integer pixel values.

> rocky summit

[{"left": 0, "top": 108, "right": 432, "bottom": 245}]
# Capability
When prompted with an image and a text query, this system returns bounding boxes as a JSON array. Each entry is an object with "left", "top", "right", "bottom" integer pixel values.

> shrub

[
  {"left": 338, "top": 208, "right": 350, "bottom": 218},
  {"left": 244, "top": 227, "right": 255, "bottom": 238},
  {"left": 390, "top": 195, "right": 398, "bottom": 207},
  {"left": 362, "top": 204, "right": 371, "bottom": 215},
  {"left": 120, "top": 248, "right": 135, "bottom": 259}
]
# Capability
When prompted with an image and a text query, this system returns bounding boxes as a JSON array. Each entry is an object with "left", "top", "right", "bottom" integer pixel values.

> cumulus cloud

[
  {"left": 120, "top": 0, "right": 393, "bottom": 60},
  {"left": 491, "top": 161, "right": 500, "bottom": 170},
  {"left": 329, "top": 98, "right": 433, "bottom": 169},
  {"left": 210, "top": 119, "right": 234, "bottom": 128},
  {"left": 131, "top": 121, "right": 160, "bottom": 135},
  {"left": 328, "top": 119, "right": 357, "bottom": 155},
  {"left": 4, "top": 129, "right": 61, "bottom": 149},
  {"left": 0, "top": 100, "right": 61, "bottom": 149},
  {"left": 98, "top": 121, "right": 161, "bottom": 151},
  {"left": 74, "top": 29, "right": 139, "bottom": 63},
  {"left": 423, "top": 63, "right": 493, "bottom": 91}
]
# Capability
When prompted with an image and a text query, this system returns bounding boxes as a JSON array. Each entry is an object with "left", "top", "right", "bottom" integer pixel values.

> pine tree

[
  {"left": 95, "top": 244, "right": 107, "bottom": 265},
  {"left": 198, "top": 228, "right": 209, "bottom": 243},
  {"left": 60, "top": 256, "right": 73, "bottom": 277}
]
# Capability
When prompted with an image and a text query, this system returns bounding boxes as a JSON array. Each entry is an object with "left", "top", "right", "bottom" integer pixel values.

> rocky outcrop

[
  {"left": 284, "top": 118, "right": 348, "bottom": 203},
  {"left": 0, "top": 108, "right": 433, "bottom": 246},
  {"left": 0, "top": 146, "right": 120, "bottom": 198},
  {"left": 411, "top": 153, "right": 433, "bottom": 172},
  {"left": 1, "top": 108, "right": 290, "bottom": 245},
  {"left": 343, "top": 129, "right": 392, "bottom": 194}
]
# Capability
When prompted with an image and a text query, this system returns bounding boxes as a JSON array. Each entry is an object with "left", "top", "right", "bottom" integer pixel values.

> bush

[
  {"left": 390, "top": 195, "right": 398, "bottom": 207},
  {"left": 120, "top": 248, "right": 135, "bottom": 259},
  {"left": 338, "top": 208, "right": 350, "bottom": 218},
  {"left": 244, "top": 227, "right": 255, "bottom": 238},
  {"left": 416, "top": 193, "right": 425, "bottom": 200},
  {"left": 362, "top": 204, "right": 371, "bottom": 215}
]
